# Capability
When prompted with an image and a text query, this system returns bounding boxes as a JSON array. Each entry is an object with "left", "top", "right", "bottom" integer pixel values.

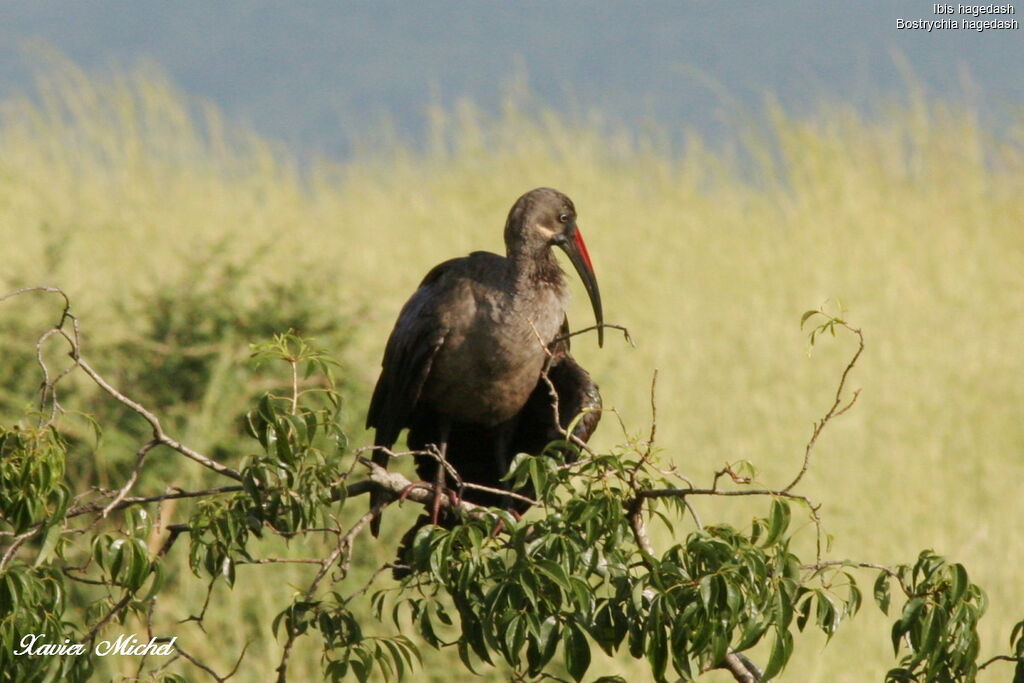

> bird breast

[{"left": 422, "top": 280, "right": 566, "bottom": 426}]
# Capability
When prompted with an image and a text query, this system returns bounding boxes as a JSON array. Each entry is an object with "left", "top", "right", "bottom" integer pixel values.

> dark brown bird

[
  {"left": 365, "top": 187, "right": 604, "bottom": 536},
  {"left": 407, "top": 338, "right": 601, "bottom": 511},
  {"left": 392, "top": 337, "right": 601, "bottom": 577}
]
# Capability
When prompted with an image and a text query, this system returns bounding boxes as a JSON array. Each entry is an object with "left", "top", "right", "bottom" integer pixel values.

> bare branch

[
  {"left": 178, "top": 577, "right": 219, "bottom": 630},
  {"left": 644, "top": 369, "right": 658, "bottom": 459},
  {"left": 235, "top": 557, "right": 324, "bottom": 566},
  {"left": 0, "top": 285, "right": 72, "bottom": 314},
  {"left": 979, "top": 655, "right": 1024, "bottom": 671},
  {"left": 802, "top": 560, "right": 915, "bottom": 599},
  {"left": 0, "top": 528, "right": 43, "bottom": 572},
  {"left": 720, "top": 652, "right": 762, "bottom": 683},
  {"left": 175, "top": 641, "right": 249, "bottom": 682},
  {"left": 783, "top": 323, "right": 864, "bottom": 493},
  {"left": 69, "top": 485, "right": 244, "bottom": 519},
  {"left": 551, "top": 322, "right": 635, "bottom": 347},
  {"left": 627, "top": 497, "right": 655, "bottom": 560},
  {"left": 349, "top": 447, "right": 539, "bottom": 508},
  {"left": 100, "top": 439, "right": 160, "bottom": 518},
  {"left": 75, "top": 357, "right": 243, "bottom": 481}
]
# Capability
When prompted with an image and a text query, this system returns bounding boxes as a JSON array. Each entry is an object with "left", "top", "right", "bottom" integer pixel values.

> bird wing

[
  {"left": 366, "top": 259, "right": 459, "bottom": 450},
  {"left": 366, "top": 260, "right": 457, "bottom": 537},
  {"left": 364, "top": 262, "right": 452, "bottom": 448},
  {"left": 546, "top": 353, "right": 602, "bottom": 444}
]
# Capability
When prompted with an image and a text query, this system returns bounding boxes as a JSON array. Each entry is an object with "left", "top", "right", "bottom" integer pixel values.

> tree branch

[
  {"left": 783, "top": 321, "right": 864, "bottom": 493},
  {"left": 75, "top": 357, "right": 242, "bottom": 482}
]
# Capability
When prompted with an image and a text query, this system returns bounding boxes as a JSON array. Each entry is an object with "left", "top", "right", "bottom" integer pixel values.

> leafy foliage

[
  {"left": 379, "top": 444, "right": 863, "bottom": 681},
  {"left": 187, "top": 332, "right": 348, "bottom": 586},
  {"left": 876, "top": 552, "right": 987, "bottom": 682},
  {"left": 0, "top": 424, "right": 70, "bottom": 534},
  {"left": 1, "top": 298, "right": 1022, "bottom": 682}
]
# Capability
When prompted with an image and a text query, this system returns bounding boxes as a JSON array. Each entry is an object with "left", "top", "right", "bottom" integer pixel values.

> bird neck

[{"left": 510, "top": 247, "right": 565, "bottom": 294}]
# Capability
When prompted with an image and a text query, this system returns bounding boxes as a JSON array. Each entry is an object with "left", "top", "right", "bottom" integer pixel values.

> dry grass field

[{"left": 2, "top": 60, "right": 1023, "bottom": 681}]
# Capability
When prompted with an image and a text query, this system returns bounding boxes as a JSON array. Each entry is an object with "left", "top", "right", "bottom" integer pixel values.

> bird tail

[
  {"left": 369, "top": 448, "right": 389, "bottom": 537},
  {"left": 392, "top": 511, "right": 458, "bottom": 580},
  {"left": 391, "top": 514, "right": 429, "bottom": 580}
]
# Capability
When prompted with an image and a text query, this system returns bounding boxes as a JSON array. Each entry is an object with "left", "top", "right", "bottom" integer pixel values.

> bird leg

[
  {"left": 493, "top": 417, "right": 519, "bottom": 513},
  {"left": 429, "top": 418, "right": 451, "bottom": 528}
]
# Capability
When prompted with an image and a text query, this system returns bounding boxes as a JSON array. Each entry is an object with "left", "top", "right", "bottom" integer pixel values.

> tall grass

[{"left": 2, "top": 58, "right": 1023, "bottom": 681}]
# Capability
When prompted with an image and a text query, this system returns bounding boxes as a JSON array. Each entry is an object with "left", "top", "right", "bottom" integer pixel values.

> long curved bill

[{"left": 559, "top": 226, "right": 604, "bottom": 347}]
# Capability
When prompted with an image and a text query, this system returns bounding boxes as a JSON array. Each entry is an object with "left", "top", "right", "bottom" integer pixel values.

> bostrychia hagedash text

[{"left": 365, "top": 187, "right": 604, "bottom": 536}]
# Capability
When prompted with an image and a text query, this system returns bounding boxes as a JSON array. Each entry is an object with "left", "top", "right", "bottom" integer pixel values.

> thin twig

[
  {"left": 978, "top": 655, "right": 1024, "bottom": 671},
  {"left": 179, "top": 577, "right": 219, "bottom": 630},
  {"left": 100, "top": 439, "right": 160, "bottom": 518},
  {"left": 69, "top": 485, "right": 244, "bottom": 519},
  {"left": 175, "top": 642, "right": 249, "bottom": 682},
  {"left": 0, "top": 285, "right": 71, "bottom": 311},
  {"left": 75, "top": 356, "right": 242, "bottom": 482},
  {"left": 644, "top": 370, "right": 658, "bottom": 460},
  {"left": 289, "top": 359, "right": 299, "bottom": 416},
  {"left": 235, "top": 558, "right": 324, "bottom": 566},
  {"left": 642, "top": 486, "right": 817, "bottom": 507},
  {"left": 783, "top": 324, "right": 864, "bottom": 493},
  {"left": 0, "top": 528, "right": 43, "bottom": 572},
  {"left": 551, "top": 322, "right": 635, "bottom": 347},
  {"left": 802, "top": 560, "right": 915, "bottom": 598},
  {"left": 82, "top": 524, "right": 187, "bottom": 646}
]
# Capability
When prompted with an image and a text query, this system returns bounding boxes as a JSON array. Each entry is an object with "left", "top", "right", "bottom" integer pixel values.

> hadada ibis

[
  {"left": 391, "top": 333, "right": 601, "bottom": 577},
  {"left": 365, "top": 187, "right": 604, "bottom": 537}
]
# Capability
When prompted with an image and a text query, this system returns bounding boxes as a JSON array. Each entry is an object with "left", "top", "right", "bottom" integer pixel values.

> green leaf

[
  {"left": 349, "top": 655, "right": 368, "bottom": 683},
  {"left": 873, "top": 571, "right": 892, "bottom": 615},
  {"left": 796, "top": 593, "right": 814, "bottom": 632},
  {"left": 892, "top": 597, "right": 926, "bottom": 655},
  {"left": 456, "top": 639, "right": 480, "bottom": 675},
  {"left": 646, "top": 625, "right": 668, "bottom": 682},
  {"left": 463, "top": 615, "right": 493, "bottom": 665},
  {"left": 949, "top": 563, "right": 968, "bottom": 604},
  {"left": 737, "top": 620, "right": 769, "bottom": 651},
  {"left": 774, "top": 581, "right": 795, "bottom": 628},
  {"left": 1010, "top": 619, "right": 1024, "bottom": 653},
  {"left": 537, "top": 559, "right": 572, "bottom": 592},
  {"left": 33, "top": 524, "right": 61, "bottom": 568},
  {"left": 563, "top": 621, "right": 591, "bottom": 682},
  {"left": 800, "top": 310, "right": 818, "bottom": 328},
  {"left": 761, "top": 628, "right": 793, "bottom": 679},
  {"left": 502, "top": 614, "right": 523, "bottom": 666},
  {"left": 381, "top": 638, "right": 407, "bottom": 681},
  {"left": 418, "top": 605, "right": 440, "bottom": 649},
  {"left": 762, "top": 498, "right": 790, "bottom": 547},
  {"left": 527, "top": 617, "right": 560, "bottom": 675}
]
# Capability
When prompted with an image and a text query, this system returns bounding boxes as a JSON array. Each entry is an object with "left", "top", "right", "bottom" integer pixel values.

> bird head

[{"left": 505, "top": 188, "right": 604, "bottom": 347}]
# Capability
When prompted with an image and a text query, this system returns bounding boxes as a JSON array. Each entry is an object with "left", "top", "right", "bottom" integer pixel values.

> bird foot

[
  {"left": 394, "top": 481, "right": 461, "bottom": 525},
  {"left": 429, "top": 482, "right": 462, "bottom": 527},
  {"left": 397, "top": 481, "right": 430, "bottom": 503}
]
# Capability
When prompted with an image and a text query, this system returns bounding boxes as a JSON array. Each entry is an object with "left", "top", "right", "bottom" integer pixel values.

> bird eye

[{"left": 558, "top": 214, "right": 570, "bottom": 224}]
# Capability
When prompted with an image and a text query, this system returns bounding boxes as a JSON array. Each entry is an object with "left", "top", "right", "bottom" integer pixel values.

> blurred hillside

[{"left": 2, "top": 2, "right": 1022, "bottom": 159}]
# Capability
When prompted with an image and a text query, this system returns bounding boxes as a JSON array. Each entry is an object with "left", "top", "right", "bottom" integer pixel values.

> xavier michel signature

[{"left": 13, "top": 633, "right": 177, "bottom": 657}]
